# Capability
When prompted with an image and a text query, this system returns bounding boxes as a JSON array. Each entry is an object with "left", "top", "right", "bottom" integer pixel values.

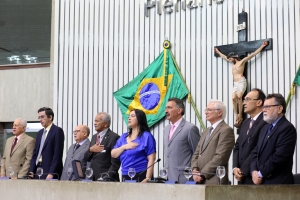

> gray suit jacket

[
  {"left": 1, "top": 133, "right": 35, "bottom": 178},
  {"left": 61, "top": 138, "right": 90, "bottom": 180},
  {"left": 191, "top": 120, "right": 235, "bottom": 184},
  {"left": 164, "top": 118, "right": 200, "bottom": 183}
]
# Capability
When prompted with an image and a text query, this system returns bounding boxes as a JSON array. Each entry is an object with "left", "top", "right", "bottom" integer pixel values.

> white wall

[{"left": 52, "top": 0, "right": 300, "bottom": 183}]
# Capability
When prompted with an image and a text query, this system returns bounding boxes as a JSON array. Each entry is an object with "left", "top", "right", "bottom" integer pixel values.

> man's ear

[{"left": 257, "top": 99, "right": 263, "bottom": 107}]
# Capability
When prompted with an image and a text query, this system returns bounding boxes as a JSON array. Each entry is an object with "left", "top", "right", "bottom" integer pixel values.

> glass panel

[{"left": 0, "top": 0, "right": 52, "bottom": 65}]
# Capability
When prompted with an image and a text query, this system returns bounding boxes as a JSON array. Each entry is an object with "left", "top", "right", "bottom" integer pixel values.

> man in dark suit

[
  {"left": 61, "top": 124, "right": 90, "bottom": 180},
  {"left": 191, "top": 100, "right": 235, "bottom": 184},
  {"left": 163, "top": 98, "right": 200, "bottom": 183},
  {"left": 1, "top": 118, "right": 35, "bottom": 179},
  {"left": 84, "top": 112, "right": 120, "bottom": 181},
  {"left": 29, "top": 107, "right": 65, "bottom": 179},
  {"left": 232, "top": 88, "right": 267, "bottom": 184},
  {"left": 251, "top": 93, "right": 297, "bottom": 184}
]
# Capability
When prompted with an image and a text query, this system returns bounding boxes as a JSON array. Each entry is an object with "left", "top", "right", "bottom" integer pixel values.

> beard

[{"left": 263, "top": 113, "right": 278, "bottom": 124}]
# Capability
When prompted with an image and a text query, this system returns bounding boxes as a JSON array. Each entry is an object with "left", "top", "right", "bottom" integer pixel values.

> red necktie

[{"left": 10, "top": 137, "right": 18, "bottom": 155}]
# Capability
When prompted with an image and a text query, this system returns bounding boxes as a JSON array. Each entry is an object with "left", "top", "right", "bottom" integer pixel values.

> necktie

[
  {"left": 262, "top": 124, "right": 273, "bottom": 145},
  {"left": 36, "top": 129, "right": 47, "bottom": 165},
  {"left": 247, "top": 119, "right": 255, "bottom": 135},
  {"left": 168, "top": 124, "right": 176, "bottom": 140},
  {"left": 10, "top": 137, "right": 18, "bottom": 155},
  {"left": 73, "top": 143, "right": 80, "bottom": 153},
  {"left": 96, "top": 134, "right": 100, "bottom": 144},
  {"left": 202, "top": 127, "right": 213, "bottom": 150}
]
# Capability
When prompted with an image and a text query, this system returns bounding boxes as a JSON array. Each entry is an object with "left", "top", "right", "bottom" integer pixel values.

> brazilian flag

[
  {"left": 294, "top": 65, "right": 300, "bottom": 86},
  {"left": 113, "top": 41, "right": 189, "bottom": 127}
]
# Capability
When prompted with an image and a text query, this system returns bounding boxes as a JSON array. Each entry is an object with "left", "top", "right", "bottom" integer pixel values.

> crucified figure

[{"left": 214, "top": 40, "right": 268, "bottom": 127}]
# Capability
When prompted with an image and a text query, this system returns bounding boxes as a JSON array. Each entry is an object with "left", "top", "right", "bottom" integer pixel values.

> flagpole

[
  {"left": 168, "top": 49, "right": 206, "bottom": 130},
  {"left": 286, "top": 65, "right": 300, "bottom": 107}
]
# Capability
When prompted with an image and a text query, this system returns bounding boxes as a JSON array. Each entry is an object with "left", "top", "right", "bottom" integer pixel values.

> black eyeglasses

[{"left": 262, "top": 105, "right": 279, "bottom": 110}]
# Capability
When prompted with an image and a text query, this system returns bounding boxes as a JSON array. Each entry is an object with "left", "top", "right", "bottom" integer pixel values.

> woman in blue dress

[{"left": 112, "top": 109, "right": 156, "bottom": 182}]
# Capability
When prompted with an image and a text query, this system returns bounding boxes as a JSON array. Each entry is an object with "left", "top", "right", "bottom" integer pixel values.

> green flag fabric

[
  {"left": 294, "top": 66, "right": 300, "bottom": 86},
  {"left": 113, "top": 48, "right": 189, "bottom": 127}
]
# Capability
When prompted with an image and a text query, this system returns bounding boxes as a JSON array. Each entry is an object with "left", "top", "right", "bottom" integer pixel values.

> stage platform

[{"left": 0, "top": 180, "right": 299, "bottom": 200}]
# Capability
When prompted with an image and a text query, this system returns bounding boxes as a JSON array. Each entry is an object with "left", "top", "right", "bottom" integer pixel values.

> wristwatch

[{"left": 145, "top": 177, "right": 151, "bottom": 181}]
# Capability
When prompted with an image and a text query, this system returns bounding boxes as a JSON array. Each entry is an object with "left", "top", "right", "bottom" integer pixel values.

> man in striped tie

[
  {"left": 61, "top": 125, "right": 91, "bottom": 180},
  {"left": 232, "top": 88, "right": 267, "bottom": 184}
]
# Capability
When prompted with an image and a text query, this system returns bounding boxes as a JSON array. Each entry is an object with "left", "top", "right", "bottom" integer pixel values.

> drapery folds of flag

[{"left": 113, "top": 41, "right": 189, "bottom": 127}]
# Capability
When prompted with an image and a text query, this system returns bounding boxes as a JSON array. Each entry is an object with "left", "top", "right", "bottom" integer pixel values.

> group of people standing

[{"left": 1, "top": 91, "right": 297, "bottom": 185}]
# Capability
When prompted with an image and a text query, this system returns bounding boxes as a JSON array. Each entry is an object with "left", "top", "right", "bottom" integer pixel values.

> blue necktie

[
  {"left": 262, "top": 124, "right": 273, "bottom": 145},
  {"left": 36, "top": 129, "right": 47, "bottom": 165}
]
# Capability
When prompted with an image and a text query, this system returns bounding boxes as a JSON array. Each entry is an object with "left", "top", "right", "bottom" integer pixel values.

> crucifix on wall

[{"left": 214, "top": 11, "right": 272, "bottom": 128}]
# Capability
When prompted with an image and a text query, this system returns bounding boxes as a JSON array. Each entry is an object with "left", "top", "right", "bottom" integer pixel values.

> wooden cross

[{"left": 214, "top": 11, "right": 272, "bottom": 58}]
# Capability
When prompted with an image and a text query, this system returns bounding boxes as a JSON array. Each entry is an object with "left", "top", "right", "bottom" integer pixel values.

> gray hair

[
  {"left": 15, "top": 118, "right": 27, "bottom": 127},
  {"left": 209, "top": 100, "right": 226, "bottom": 120},
  {"left": 97, "top": 112, "right": 111, "bottom": 127}
]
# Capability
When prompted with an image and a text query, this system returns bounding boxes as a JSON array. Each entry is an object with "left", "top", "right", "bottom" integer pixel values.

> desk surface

[{"left": 0, "top": 180, "right": 299, "bottom": 200}]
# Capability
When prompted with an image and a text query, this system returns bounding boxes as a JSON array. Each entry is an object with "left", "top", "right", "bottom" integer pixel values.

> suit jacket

[
  {"left": 1, "top": 133, "right": 35, "bottom": 178},
  {"left": 250, "top": 116, "right": 296, "bottom": 184},
  {"left": 60, "top": 138, "right": 91, "bottom": 180},
  {"left": 232, "top": 113, "right": 267, "bottom": 184},
  {"left": 29, "top": 124, "right": 65, "bottom": 179},
  {"left": 84, "top": 129, "right": 120, "bottom": 181},
  {"left": 163, "top": 118, "right": 200, "bottom": 183},
  {"left": 191, "top": 120, "right": 235, "bottom": 185}
]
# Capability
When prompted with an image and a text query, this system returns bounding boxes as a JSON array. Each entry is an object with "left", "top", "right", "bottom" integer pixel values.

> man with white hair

[
  {"left": 191, "top": 100, "right": 235, "bottom": 184},
  {"left": 1, "top": 118, "right": 35, "bottom": 179}
]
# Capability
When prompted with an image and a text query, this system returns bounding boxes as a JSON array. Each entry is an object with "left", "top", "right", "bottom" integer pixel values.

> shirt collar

[
  {"left": 78, "top": 138, "right": 88, "bottom": 145},
  {"left": 98, "top": 128, "right": 108, "bottom": 138},
  {"left": 170, "top": 117, "right": 183, "bottom": 128},
  {"left": 252, "top": 112, "right": 262, "bottom": 121},
  {"left": 211, "top": 119, "right": 223, "bottom": 130}
]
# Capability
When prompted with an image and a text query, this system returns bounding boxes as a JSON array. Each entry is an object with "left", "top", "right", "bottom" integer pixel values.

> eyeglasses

[
  {"left": 204, "top": 108, "right": 220, "bottom": 112},
  {"left": 243, "top": 98, "right": 259, "bottom": 102},
  {"left": 73, "top": 130, "right": 81, "bottom": 133},
  {"left": 262, "top": 105, "right": 279, "bottom": 110}
]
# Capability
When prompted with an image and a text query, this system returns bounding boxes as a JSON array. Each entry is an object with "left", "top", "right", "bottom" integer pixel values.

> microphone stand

[{"left": 137, "top": 158, "right": 161, "bottom": 182}]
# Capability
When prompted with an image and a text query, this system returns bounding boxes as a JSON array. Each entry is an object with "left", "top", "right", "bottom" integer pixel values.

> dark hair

[
  {"left": 128, "top": 109, "right": 150, "bottom": 138},
  {"left": 265, "top": 93, "right": 286, "bottom": 114},
  {"left": 168, "top": 97, "right": 185, "bottom": 115},
  {"left": 251, "top": 88, "right": 266, "bottom": 105},
  {"left": 38, "top": 107, "right": 54, "bottom": 121}
]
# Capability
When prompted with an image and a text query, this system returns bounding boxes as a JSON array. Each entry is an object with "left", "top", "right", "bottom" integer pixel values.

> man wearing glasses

[
  {"left": 251, "top": 93, "right": 297, "bottom": 184},
  {"left": 191, "top": 100, "right": 234, "bottom": 184},
  {"left": 29, "top": 107, "right": 65, "bottom": 179},
  {"left": 61, "top": 125, "right": 90, "bottom": 180},
  {"left": 232, "top": 88, "right": 267, "bottom": 184}
]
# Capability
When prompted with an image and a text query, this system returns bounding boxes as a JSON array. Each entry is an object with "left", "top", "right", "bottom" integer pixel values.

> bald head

[{"left": 73, "top": 124, "right": 90, "bottom": 143}]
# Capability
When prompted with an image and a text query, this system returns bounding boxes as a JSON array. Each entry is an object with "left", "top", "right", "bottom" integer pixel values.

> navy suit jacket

[
  {"left": 84, "top": 129, "right": 120, "bottom": 181},
  {"left": 233, "top": 113, "right": 267, "bottom": 184},
  {"left": 29, "top": 124, "right": 65, "bottom": 179},
  {"left": 250, "top": 116, "right": 296, "bottom": 184}
]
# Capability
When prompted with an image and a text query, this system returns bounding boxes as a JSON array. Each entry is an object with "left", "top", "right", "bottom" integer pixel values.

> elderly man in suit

[
  {"left": 29, "top": 107, "right": 65, "bottom": 179},
  {"left": 232, "top": 88, "right": 267, "bottom": 184},
  {"left": 163, "top": 98, "right": 200, "bottom": 183},
  {"left": 1, "top": 118, "right": 35, "bottom": 179},
  {"left": 84, "top": 112, "right": 120, "bottom": 181},
  {"left": 191, "top": 100, "right": 235, "bottom": 184},
  {"left": 61, "top": 124, "right": 90, "bottom": 180},
  {"left": 251, "top": 93, "right": 297, "bottom": 184}
]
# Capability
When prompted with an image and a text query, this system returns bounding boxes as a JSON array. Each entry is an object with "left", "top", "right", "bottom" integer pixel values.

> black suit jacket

[
  {"left": 250, "top": 116, "right": 297, "bottom": 184},
  {"left": 29, "top": 124, "right": 65, "bottom": 179},
  {"left": 84, "top": 129, "right": 120, "bottom": 181},
  {"left": 233, "top": 113, "right": 267, "bottom": 184}
]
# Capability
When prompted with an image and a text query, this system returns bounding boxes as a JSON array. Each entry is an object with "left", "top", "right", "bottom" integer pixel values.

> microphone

[
  {"left": 137, "top": 158, "right": 161, "bottom": 182},
  {"left": 98, "top": 171, "right": 117, "bottom": 182}
]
